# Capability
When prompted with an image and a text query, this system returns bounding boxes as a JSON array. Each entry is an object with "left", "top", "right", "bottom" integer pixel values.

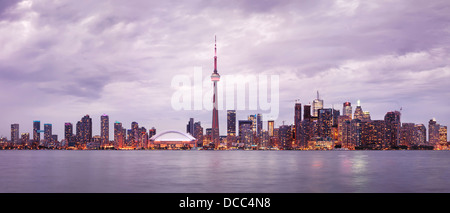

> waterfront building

[
  {"left": 384, "top": 111, "right": 401, "bottom": 148},
  {"left": 33, "top": 121, "right": 40, "bottom": 147},
  {"left": 65, "top": 122, "right": 74, "bottom": 147},
  {"left": 21, "top": 133, "right": 29, "bottom": 147},
  {"left": 439, "top": 126, "right": 447, "bottom": 144},
  {"left": 318, "top": 108, "right": 333, "bottom": 138},
  {"left": 361, "top": 120, "right": 385, "bottom": 149},
  {"left": 100, "top": 114, "right": 109, "bottom": 145},
  {"left": 239, "top": 120, "right": 253, "bottom": 149},
  {"left": 114, "top": 121, "right": 124, "bottom": 149},
  {"left": 400, "top": 123, "right": 415, "bottom": 147},
  {"left": 295, "top": 102, "right": 302, "bottom": 146},
  {"left": 11, "top": 123, "right": 19, "bottom": 145},
  {"left": 44, "top": 123, "right": 52, "bottom": 146},
  {"left": 428, "top": 118, "right": 439, "bottom": 144}
]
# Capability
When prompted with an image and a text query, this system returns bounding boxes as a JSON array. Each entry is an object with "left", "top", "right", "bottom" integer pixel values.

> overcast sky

[{"left": 1, "top": 0, "right": 449, "bottom": 139}]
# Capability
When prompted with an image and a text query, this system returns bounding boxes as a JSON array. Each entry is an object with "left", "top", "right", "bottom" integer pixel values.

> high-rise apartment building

[
  {"left": 11, "top": 124, "right": 19, "bottom": 144},
  {"left": 384, "top": 111, "right": 401, "bottom": 148},
  {"left": 101, "top": 114, "right": 109, "bottom": 145}
]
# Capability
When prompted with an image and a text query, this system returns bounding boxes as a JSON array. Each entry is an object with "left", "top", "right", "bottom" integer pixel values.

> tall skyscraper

[
  {"left": 65, "top": 122, "right": 73, "bottom": 147},
  {"left": 384, "top": 111, "right": 401, "bottom": 148},
  {"left": 312, "top": 91, "right": 324, "bottom": 117},
  {"left": 227, "top": 110, "right": 236, "bottom": 137},
  {"left": 268, "top": 120, "right": 274, "bottom": 137},
  {"left": 101, "top": 114, "right": 109, "bottom": 145},
  {"left": 114, "top": 121, "right": 124, "bottom": 148},
  {"left": 211, "top": 36, "right": 221, "bottom": 148},
  {"left": 239, "top": 120, "right": 253, "bottom": 148},
  {"left": 318, "top": 108, "right": 333, "bottom": 138},
  {"left": 11, "top": 124, "right": 19, "bottom": 144},
  {"left": 257, "top": 113, "right": 262, "bottom": 137},
  {"left": 343, "top": 102, "right": 352, "bottom": 119},
  {"left": 303, "top": 105, "right": 311, "bottom": 121},
  {"left": 79, "top": 115, "right": 92, "bottom": 145},
  {"left": 187, "top": 118, "right": 194, "bottom": 136},
  {"left": 33, "top": 120, "right": 40, "bottom": 146},
  {"left": 294, "top": 102, "right": 302, "bottom": 146},
  {"left": 44, "top": 123, "right": 52, "bottom": 145},
  {"left": 439, "top": 126, "right": 447, "bottom": 144}
]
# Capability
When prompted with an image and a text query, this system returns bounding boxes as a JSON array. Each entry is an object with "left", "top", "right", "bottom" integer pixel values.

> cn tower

[{"left": 211, "top": 36, "right": 220, "bottom": 148}]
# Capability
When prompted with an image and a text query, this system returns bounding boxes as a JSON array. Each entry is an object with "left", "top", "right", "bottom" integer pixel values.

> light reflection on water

[{"left": 0, "top": 150, "right": 449, "bottom": 193}]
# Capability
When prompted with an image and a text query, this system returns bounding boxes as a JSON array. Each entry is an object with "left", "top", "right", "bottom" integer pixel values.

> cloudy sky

[{"left": 0, "top": 0, "right": 449, "bottom": 139}]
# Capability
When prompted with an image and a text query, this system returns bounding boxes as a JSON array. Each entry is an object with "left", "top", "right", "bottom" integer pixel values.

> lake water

[{"left": 0, "top": 150, "right": 449, "bottom": 193}]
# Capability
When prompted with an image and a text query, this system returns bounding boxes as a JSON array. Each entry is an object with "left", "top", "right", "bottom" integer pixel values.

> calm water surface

[{"left": 0, "top": 150, "right": 449, "bottom": 193}]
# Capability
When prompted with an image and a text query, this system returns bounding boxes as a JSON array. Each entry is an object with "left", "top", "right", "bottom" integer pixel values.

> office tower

[
  {"left": 400, "top": 123, "right": 415, "bottom": 147},
  {"left": 65, "top": 123, "right": 73, "bottom": 147},
  {"left": 318, "top": 108, "right": 333, "bottom": 138},
  {"left": 257, "top": 113, "right": 262, "bottom": 137},
  {"left": 361, "top": 120, "right": 385, "bottom": 149},
  {"left": 211, "top": 36, "right": 221, "bottom": 148},
  {"left": 304, "top": 105, "right": 311, "bottom": 121},
  {"left": 131, "top": 122, "right": 139, "bottom": 147},
  {"left": 413, "top": 124, "right": 427, "bottom": 145},
  {"left": 354, "top": 100, "right": 364, "bottom": 120},
  {"left": 312, "top": 91, "right": 323, "bottom": 117},
  {"left": 101, "top": 114, "right": 109, "bottom": 145},
  {"left": 10, "top": 124, "right": 19, "bottom": 144},
  {"left": 33, "top": 121, "right": 40, "bottom": 146},
  {"left": 295, "top": 102, "right": 302, "bottom": 146},
  {"left": 343, "top": 102, "right": 352, "bottom": 119},
  {"left": 332, "top": 108, "right": 340, "bottom": 127},
  {"left": 149, "top": 127, "right": 156, "bottom": 138},
  {"left": 239, "top": 120, "right": 253, "bottom": 148},
  {"left": 186, "top": 118, "right": 194, "bottom": 135},
  {"left": 114, "top": 121, "right": 124, "bottom": 148},
  {"left": 21, "top": 133, "right": 29, "bottom": 146},
  {"left": 193, "top": 122, "right": 203, "bottom": 147},
  {"left": 80, "top": 115, "right": 92, "bottom": 145},
  {"left": 338, "top": 115, "right": 352, "bottom": 147},
  {"left": 351, "top": 119, "right": 362, "bottom": 147},
  {"left": 227, "top": 110, "right": 236, "bottom": 147},
  {"left": 428, "top": 118, "right": 439, "bottom": 144},
  {"left": 279, "top": 124, "right": 292, "bottom": 149},
  {"left": 44, "top": 123, "right": 52, "bottom": 145},
  {"left": 268, "top": 120, "right": 274, "bottom": 137},
  {"left": 52, "top": 135, "right": 58, "bottom": 143},
  {"left": 248, "top": 114, "right": 257, "bottom": 133},
  {"left": 384, "top": 111, "right": 401, "bottom": 148},
  {"left": 439, "top": 126, "right": 447, "bottom": 144},
  {"left": 227, "top": 110, "right": 236, "bottom": 136}
]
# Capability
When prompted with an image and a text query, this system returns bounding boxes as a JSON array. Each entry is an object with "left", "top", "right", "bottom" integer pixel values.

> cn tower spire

[{"left": 214, "top": 35, "right": 217, "bottom": 73}]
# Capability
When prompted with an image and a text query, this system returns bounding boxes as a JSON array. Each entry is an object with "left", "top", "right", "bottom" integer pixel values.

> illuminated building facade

[
  {"left": 11, "top": 123, "right": 19, "bottom": 145},
  {"left": 343, "top": 102, "right": 352, "bottom": 119},
  {"left": 268, "top": 120, "right": 274, "bottom": 137},
  {"left": 384, "top": 111, "right": 401, "bottom": 148},
  {"left": 295, "top": 102, "right": 302, "bottom": 146},
  {"left": 65, "top": 122, "right": 74, "bottom": 147},
  {"left": 239, "top": 120, "right": 253, "bottom": 148},
  {"left": 44, "top": 123, "right": 52, "bottom": 145},
  {"left": 33, "top": 120, "right": 40, "bottom": 146},
  {"left": 312, "top": 91, "right": 323, "bottom": 117},
  {"left": 318, "top": 108, "right": 332, "bottom": 138},
  {"left": 101, "top": 114, "right": 109, "bottom": 145}
]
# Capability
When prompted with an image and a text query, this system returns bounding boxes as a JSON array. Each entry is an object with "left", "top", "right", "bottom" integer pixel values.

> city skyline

[{"left": 0, "top": 0, "right": 450, "bottom": 139}]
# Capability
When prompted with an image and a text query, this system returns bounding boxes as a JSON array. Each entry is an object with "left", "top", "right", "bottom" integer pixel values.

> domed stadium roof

[{"left": 150, "top": 130, "right": 196, "bottom": 142}]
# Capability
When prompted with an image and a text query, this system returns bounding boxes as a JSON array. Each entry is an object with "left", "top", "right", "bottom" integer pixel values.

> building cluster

[
  {"left": 188, "top": 91, "right": 448, "bottom": 150},
  {"left": 1, "top": 91, "right": 448, "bottom": 150},
  {"left": 1, "top": 114, "right": 157, "bottom": 150}
]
